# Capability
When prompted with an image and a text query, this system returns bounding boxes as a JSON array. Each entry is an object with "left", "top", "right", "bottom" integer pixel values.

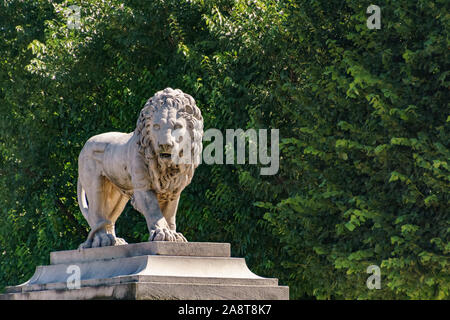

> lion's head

[{"left": 135, "top": 88, "right": 203, "bottom": 194}]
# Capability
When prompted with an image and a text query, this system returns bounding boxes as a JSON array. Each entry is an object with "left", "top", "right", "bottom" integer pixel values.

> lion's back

[
  {"left": 78, "top": 132, "right": 136, "bottom": 190},
  {"left": 85, "top": 131, "right": 132, "bottom": 145},
  {"left": 79, "top": 131, "right": 133, "bottom": 165}
]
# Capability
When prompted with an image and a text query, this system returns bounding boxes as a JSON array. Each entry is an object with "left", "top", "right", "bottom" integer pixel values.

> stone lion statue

[{"left": 77, "top": 88, "right": 203, "bottom": 248}]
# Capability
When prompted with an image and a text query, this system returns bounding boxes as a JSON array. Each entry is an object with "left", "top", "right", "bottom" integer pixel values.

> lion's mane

[{"left": 134, "top": 88, "right": 203, "bottom": 198}]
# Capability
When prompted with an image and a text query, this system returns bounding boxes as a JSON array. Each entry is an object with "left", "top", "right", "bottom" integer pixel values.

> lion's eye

[
  {"left": 174, "top": 123, "right": 183, "bottom": 130},
  {"left": 153, "top": 124, "right": 160, "bottom": 130}
]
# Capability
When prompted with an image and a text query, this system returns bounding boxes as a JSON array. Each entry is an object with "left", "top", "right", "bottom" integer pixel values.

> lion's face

[
  {"left": 136, "top": 88, "right": 203, "bottom": 192},
  {"left": 149, "top": 107, "right": 192, "bottom": 165}
]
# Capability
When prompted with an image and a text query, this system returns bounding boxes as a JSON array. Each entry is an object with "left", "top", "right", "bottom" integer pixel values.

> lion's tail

[{"left": 77, "top": 177, "right": 89, "bottom": 221}]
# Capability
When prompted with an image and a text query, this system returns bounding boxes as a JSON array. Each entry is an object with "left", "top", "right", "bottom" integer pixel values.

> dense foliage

[{"left": 1, "top": 0, "right": 448, "bottom": 299}]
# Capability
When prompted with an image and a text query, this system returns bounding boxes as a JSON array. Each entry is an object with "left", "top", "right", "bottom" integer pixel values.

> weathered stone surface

[
  {"left": 50, "top": 241, "right": 230, "bottom": 264},
  {"left": 12, "top": 255, "right": 265, "bottom": 287},
  {"left": 0, "top": 242, "right": 289, "bottom": 300},
  {"left": 2, "top": 282, "right": 288, "bottom": 300}
]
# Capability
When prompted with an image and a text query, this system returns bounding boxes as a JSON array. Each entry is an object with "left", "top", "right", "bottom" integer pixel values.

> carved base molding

[{"left": 1, "top": 242, "right": 289, "bottom": 300}]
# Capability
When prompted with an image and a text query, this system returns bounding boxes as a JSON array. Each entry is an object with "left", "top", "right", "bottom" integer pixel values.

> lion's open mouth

[{"left": 159, "top": 152, "right": 172, "bottom": 159}]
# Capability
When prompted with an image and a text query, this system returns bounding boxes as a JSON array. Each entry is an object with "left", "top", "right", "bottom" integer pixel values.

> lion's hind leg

[
  {"left": 104, "top": 184, "right": 130, "bottom": 246},
  {"left": 79, "top": 175, "right": 128, "bottom": 248}
]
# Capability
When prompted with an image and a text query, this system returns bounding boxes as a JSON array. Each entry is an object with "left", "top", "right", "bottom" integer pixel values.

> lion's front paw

[
  {"left": 90, "top": 233, "right": 114, "bottom": 247},
  {"left": 174, "top": 232, "right": 188, "bottom": 242},
  {"left": 79, "top": 233, "right": 127, "bottom": 249},
  {"left": 149, "top": 227, "right": 188, "bottom": 242},
  {"left": 114, "top": 237, "right": 128, "bottom": 246},
  {"left": 78, "top": 239, "right": 93, "bottom": 249}
]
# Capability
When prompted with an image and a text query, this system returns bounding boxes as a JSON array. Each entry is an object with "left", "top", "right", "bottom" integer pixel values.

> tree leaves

[{"left": 0, "top": 0, "right": 448, "bottom": 300}]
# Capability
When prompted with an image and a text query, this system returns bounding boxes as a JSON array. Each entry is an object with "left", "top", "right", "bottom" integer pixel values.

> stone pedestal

[{"left": 0, "top": 242, "right": 289, "bottom": 300}]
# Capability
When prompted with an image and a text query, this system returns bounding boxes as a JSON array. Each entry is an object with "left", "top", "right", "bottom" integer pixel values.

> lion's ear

[
  {"left": 144, "top": 98, "right": 152, "bottom": 107},
  {"left": 185, "top": 105, "right": 193, "bottom": 114},
  {"left": 193, "top": 106, "right": 202, "bottom": 121}
]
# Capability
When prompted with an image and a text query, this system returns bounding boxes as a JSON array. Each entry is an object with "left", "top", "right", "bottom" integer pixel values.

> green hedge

[{"left": 1, "top": 0, "right": 448, "bottom": 299}]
